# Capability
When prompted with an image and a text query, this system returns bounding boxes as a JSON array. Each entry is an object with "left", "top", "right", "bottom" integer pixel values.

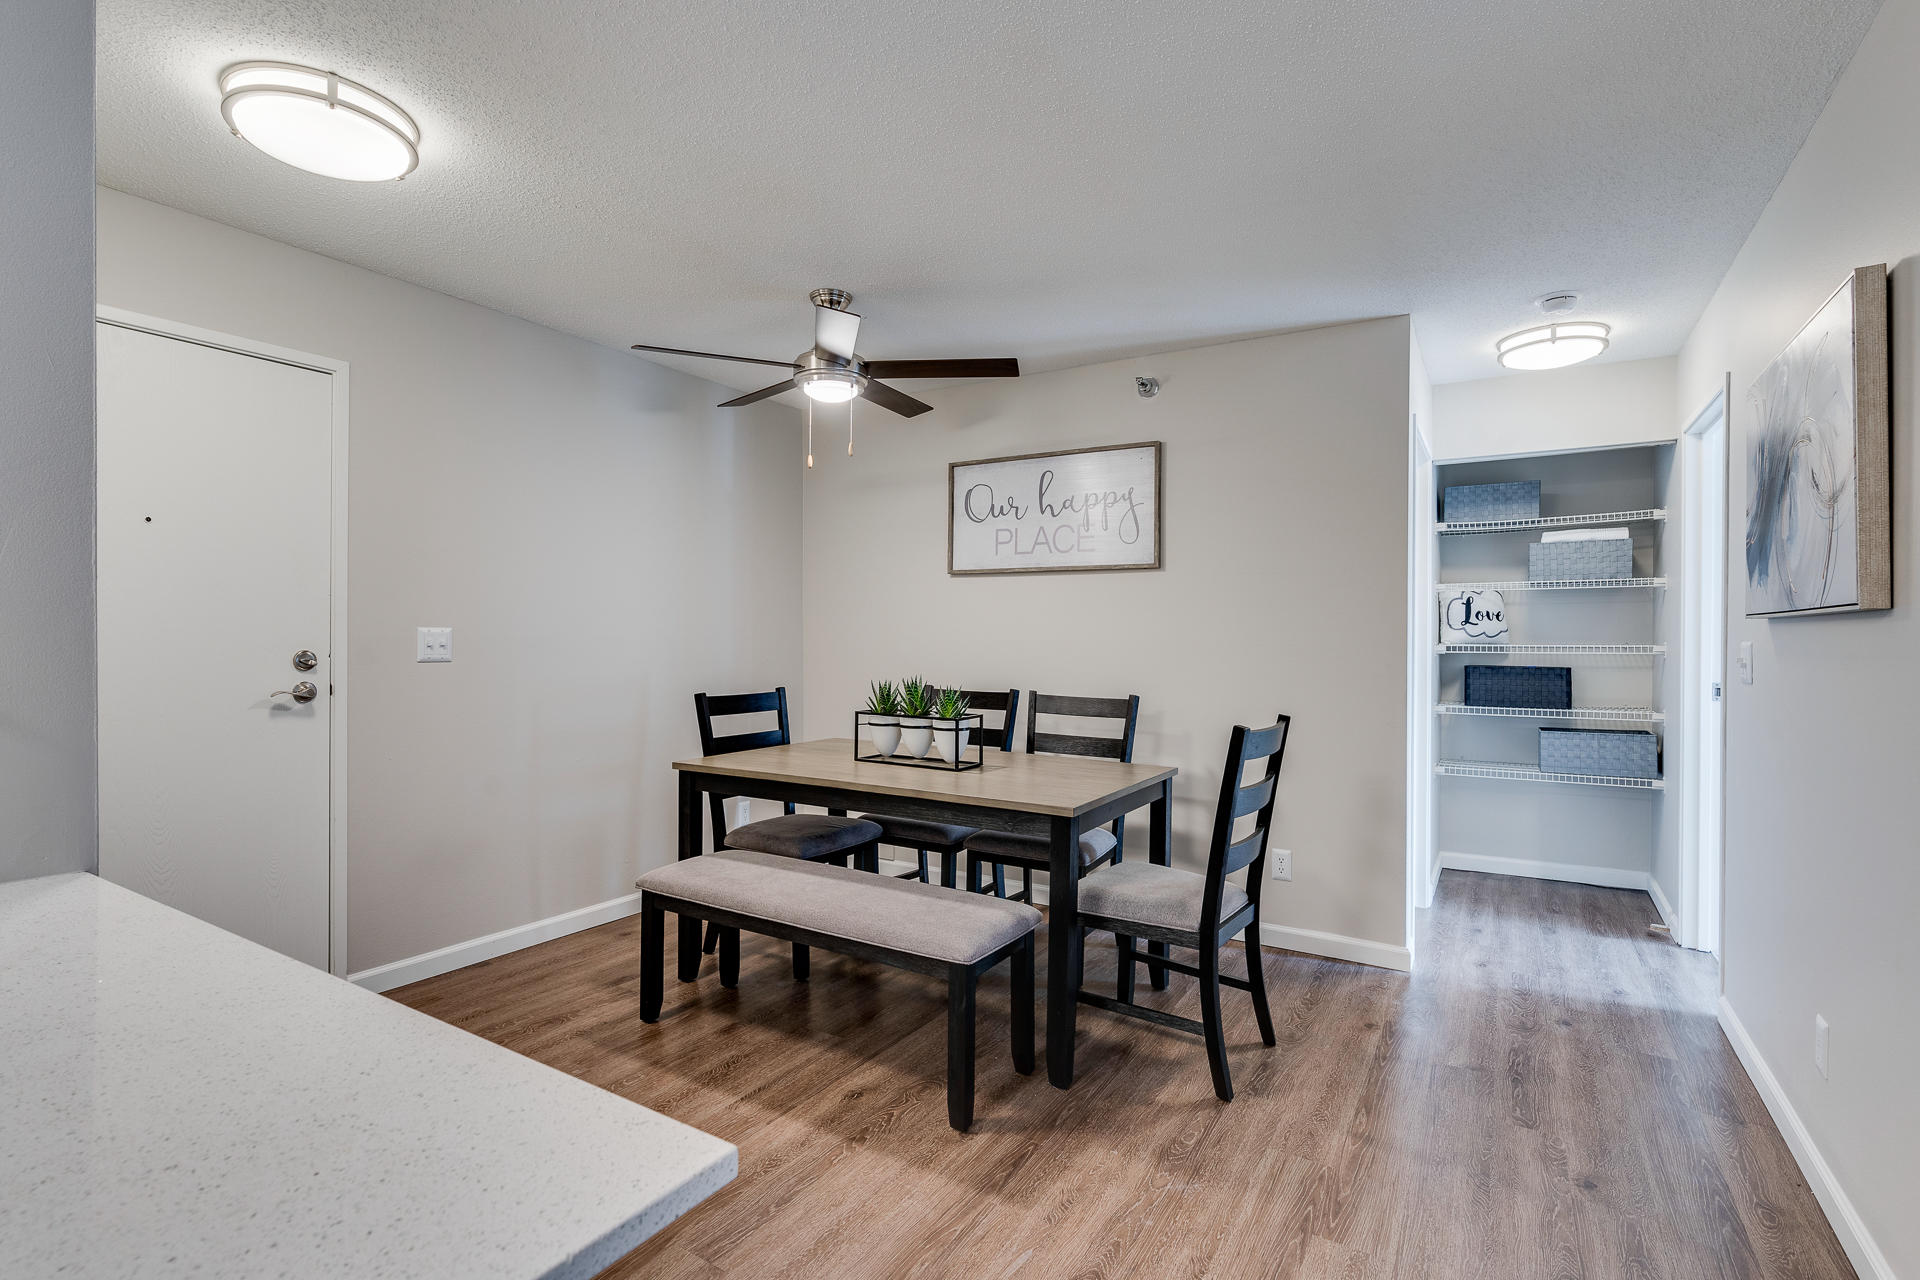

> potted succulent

[
  {"left": 898, "top": 675, "right": 934, "bottom": 758},
  {"left": 931, "top": 686, "right": 972, "bottom": 761},
  {"left": 863, "top": 679, "right": 902, "bottom": 757}
]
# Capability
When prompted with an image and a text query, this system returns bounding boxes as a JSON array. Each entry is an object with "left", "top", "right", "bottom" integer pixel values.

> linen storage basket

[
  {"left": 1538, "top": 728, "right": 1659, "bottom": 779},
  {"left": 1442, "top": 481, "right": 1540, "bottom": 524},
  {"left": 1464, "top": 665, "right": 1572, "bottom": 710},
  {"left": 1528, "top": 537, "right": 1633, "bottom": 581}
]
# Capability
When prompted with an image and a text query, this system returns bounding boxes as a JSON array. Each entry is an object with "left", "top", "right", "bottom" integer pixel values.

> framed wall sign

[
  {"left": 948, "top": 441, "right": 1162, "bottom": 575},
  {"left": 1440, "top": 587, "right": 1509, "bottom": 644}
]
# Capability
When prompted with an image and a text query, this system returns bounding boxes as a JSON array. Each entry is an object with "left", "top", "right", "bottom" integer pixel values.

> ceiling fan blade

[
  {"left": 861, "top": 358, "right": 1019, "bottom": 379},
  {"left": 718, "top": 379, "right": 799, "bottom": 408},
  {"left": 859, "top": 379, "right": 933, "bottom": 418},
  {"left": 813, "top": 305, "right": 862, "bottom": 362},
  {"left": 631, "top": 343, "right": 801, "bottom": 370}
]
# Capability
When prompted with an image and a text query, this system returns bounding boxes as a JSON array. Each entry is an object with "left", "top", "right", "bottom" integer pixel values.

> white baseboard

[
  {"left": 349, "top": 891, "right": 647, "bottom": 993},
  {"left": 1717, "top": 996, "right": 1893, "bottom": 1280},
  {"left": 1258, "top": 922, "right": 1412, "bottom": 972},
  {"left": 1438, "top": 850, "right": 1650, "bottom": 892},
  {"left": 881, "top": 859, "right": 1411, "bottom": 973},
  {"left": 1646, "top": 874, "right": 1676, "bottom": 930}
]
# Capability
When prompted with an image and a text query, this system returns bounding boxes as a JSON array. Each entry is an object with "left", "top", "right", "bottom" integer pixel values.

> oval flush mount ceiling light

[
  {"left": 220, "top": 62, "right": 419, "bottom": 181},
  {"left": 1496, "top": 321, "right": 1611, "bottom": 371}
]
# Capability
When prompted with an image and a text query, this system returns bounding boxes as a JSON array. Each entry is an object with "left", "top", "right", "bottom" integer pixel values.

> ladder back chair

[
  {"left": 1074, "top": 713, "right": 1290, "bottom": 1101},
  {"left": 963, "top": 692, "right": 1141, "bottom": 901},
  {"left": 864, "top": 689, "right": 1020, "bottom": 886},
  {"left": 692, "top": 688, "right": 883, "bottom": 975}
]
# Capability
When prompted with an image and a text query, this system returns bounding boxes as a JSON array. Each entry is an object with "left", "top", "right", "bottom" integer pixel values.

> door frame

[
  {"left": 96, "top": 306, "right": 351, "bottom": 976},
  {"left": 1678, "top": 379, "right": 1729, "bottom": 955}
]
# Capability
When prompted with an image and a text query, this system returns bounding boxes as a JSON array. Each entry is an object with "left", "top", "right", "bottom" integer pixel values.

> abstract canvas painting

[{"left": 1744, "top": 264, "right": 1890, "bottom": 617}]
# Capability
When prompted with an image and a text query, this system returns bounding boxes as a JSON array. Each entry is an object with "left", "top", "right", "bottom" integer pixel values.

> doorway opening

[{"left": 1680, "top": 383, "right": 1728, "bottom": 955}]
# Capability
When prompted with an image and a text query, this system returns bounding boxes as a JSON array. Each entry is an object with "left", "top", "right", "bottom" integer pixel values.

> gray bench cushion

[
  {"left": 1075, "top": 861, "right": 1250, "bottom": 934},
  {"left": 867, "top": 814, "right": 978, "bottom": 850},
  {"left": 724, "top": 813, "right": 881, "bottom": 859},
  {"left": 639, "top": 850, "right": 1041, "bottom": 966},
  {"left": 963, "top": 826, "right": 1118, "bottom": 868}
]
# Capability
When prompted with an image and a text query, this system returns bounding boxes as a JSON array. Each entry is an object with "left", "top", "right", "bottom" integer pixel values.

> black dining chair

[
  {"left": 864, "top": 689, "right": 1020, "bottom": 886},
  {"left": 693, "top": 688, "right": 883, "bottom": 975},
  {"left": 963, "top": 692, "right": 1140, "bottom": 902},
  {"left": 1074, "top": 714, "right": 1289, "bottom": 1102}
]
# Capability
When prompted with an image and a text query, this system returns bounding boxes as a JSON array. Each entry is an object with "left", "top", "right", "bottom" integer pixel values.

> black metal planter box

[{"left": 854, "top": 711, "right": 985, "bottom": 771}]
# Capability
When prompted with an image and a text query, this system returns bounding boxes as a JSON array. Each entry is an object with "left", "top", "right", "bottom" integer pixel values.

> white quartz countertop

[{"left": 0, "top": 874, "right": 735, "bottom": 1279}]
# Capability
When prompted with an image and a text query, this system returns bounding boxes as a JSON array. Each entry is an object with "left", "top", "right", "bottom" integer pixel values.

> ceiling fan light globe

[{"left": 796, "top": 369, "right": 863, "bottom": 403}]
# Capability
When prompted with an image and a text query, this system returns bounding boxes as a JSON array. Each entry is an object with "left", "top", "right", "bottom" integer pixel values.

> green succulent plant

[
  {"left": 931, "top": 687, "right": 971, "bottom": 720},
  {"left": 864, "top": 679, "right": 901, "bottom": 716},
  {"left": 898, "top": 675, "right": 932, "bottom": 717}
]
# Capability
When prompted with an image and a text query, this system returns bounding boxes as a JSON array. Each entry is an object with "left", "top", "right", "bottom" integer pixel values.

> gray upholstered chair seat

[
  {"left": 1075, "top": 861, "right": 1250, "bottom": 934},
  {"left": 867, "top": 814, "right": 978, "bottom": 850},
  {"left": 724, "top": 813, "right": 881, "bottom": 859},
  {"left": 639, "top": 849, "right": 1041, "bottom": 965},
  {"left": 963, "top": 826, "right": 1118, "bottom": 869}
]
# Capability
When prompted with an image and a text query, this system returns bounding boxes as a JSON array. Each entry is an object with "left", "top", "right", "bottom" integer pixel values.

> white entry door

[{"left": 97, "top": 320, "right": 338, "bottom": 969}]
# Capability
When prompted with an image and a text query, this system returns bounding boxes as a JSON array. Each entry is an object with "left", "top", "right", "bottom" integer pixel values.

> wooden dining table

[{"left": 672, "top": 738, "right": 1178, "bottom": 1088}]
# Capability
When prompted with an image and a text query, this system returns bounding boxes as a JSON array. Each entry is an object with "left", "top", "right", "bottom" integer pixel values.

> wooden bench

[{"left": 638, "top": 849, "right": 1040, "bottom": 1131}]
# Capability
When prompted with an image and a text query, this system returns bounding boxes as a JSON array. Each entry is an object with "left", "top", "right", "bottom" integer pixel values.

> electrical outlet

[
  {"left": 1814, "top": 1014, "right": 1829, "bottom": 1079},
  {"left": 415, "top": 626, "right": 452, "bottom": 663},
  {"left": 1270, "top": 848, "right": 1292, "bottom": 881},
  {"left": 735, "top": 799, "right": 752, "bottom": 828}
]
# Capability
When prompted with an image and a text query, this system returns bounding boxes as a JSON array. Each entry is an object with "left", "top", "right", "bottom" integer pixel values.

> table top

[
  {"left": 0, "top": 873, "right": 736, "bottom": 1280},
  {"left": 674, "top": 737, "right": 1176, "bottom": 818}
]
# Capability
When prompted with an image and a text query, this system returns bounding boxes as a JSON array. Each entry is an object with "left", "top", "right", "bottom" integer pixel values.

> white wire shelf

[
  {"left": 1437, "top": 703, "right": 1664, "bottom": 724},
  {"left": 1435, "top": 759, "right": 1665, "bottom": 790},
  {"left": 1436, "top": 508, "right": 1667, "bottom": 535},
  {"left": 1437, "top": 643, "right": 1666, "bottom": 655},
  {"left": 1437, "top": 577, "right": 1665, "bottom": 593}
]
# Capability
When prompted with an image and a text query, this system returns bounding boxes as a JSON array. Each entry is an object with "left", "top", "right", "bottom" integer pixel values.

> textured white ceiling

[{"left": 97, "top": 0, "right": 1879, "bottom": 391}]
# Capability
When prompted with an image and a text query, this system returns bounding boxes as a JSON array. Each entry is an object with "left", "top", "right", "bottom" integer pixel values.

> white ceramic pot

[
  {"left": 935, "top": 723, "right": 972, "bottom": 761},
  {"left": 899, "top": 717, "right": 933, "bottom": 758},
  {"left": 866, "top": 716, "right": 901, "bottom": 758}
]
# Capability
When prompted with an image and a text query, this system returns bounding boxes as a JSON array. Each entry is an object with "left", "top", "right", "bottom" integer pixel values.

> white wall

[
  {"left": 96, "top": 189, "right": 803, "bottom": 975},
  {"left": 1433, "top": 356, "right": 1677, "bottom": 460},
  {"left": 0, "top": 1, "right": 95, "bottom": 881},
  {"left": 801, "top": 318, "right": 1415, "bottom": 967},
  {"left": 1677, "top": 0, "right": 1920, "bottom": 1272}
]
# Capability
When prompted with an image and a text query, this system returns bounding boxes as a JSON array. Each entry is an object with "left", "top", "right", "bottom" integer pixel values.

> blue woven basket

[
  {"left": 1443, "top": 482, "right": 1540, "bottom": 524},
  {"left": 1529, "top": 538, "right": 1633, "bottom": 581},
  {"left": 1538, "top": 728, "right": 1660, "bottom": 778},
  {"left": 1465, "top": 666, "right": 1572, "bottom": 710}
]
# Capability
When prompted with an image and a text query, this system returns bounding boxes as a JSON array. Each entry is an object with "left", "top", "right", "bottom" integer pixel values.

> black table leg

[
  {"left": 1148, "top": 778, "right": 1171, "bottom": 990},
  {"left": 1047, "top": 813, "right": 1082, "bottom": 1088},
  {"left": 676, "top": 773, "right": 704, "bottom": 981}
]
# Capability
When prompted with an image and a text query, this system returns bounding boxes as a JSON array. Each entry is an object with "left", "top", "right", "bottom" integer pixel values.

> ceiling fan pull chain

[
  {"left": 847, "top": 402, "right": 854, "bottom": 456},
  {"left": 806, "top": 398, "right": 814, "bottom": 469}
]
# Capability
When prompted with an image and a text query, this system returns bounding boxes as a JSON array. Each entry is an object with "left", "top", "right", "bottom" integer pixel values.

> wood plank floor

[{"left": 389, "top": 870, "right": 1854, "bottom": 1279}]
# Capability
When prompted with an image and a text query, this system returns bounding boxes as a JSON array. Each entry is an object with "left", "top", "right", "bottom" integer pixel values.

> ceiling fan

[{"left": 632, "top": 288, "right": 1019, "bottom": 418}]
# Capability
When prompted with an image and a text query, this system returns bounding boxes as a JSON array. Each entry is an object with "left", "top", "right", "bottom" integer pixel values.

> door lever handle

[{"left": 270, "top": 682, "right": 319, "bottom": 704}]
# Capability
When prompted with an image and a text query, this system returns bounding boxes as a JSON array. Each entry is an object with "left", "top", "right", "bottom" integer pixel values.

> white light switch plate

[
  {"left": 1814, "top": 1014, "right": 1830, "bottom": 1078},
  {"left": 1737, "top": 640, "right": 1753, "bottom": 684},
  {"left": 416, "top": 626, "right": 452, "bottom": 662}
]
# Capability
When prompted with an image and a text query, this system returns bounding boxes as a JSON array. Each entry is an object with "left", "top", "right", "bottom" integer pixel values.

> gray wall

[
  {"left": 800, "top": 318, "right": 1416, "bottom": 965},
  {"left": 1677, "top": 0, "right": 1920, "bottom": 1270},
  {"left": 0, "top": 1, "right": 96, "bottom": 881},
  {"left": 97, "top": 189, "right": 803, "bottom": 974}
]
